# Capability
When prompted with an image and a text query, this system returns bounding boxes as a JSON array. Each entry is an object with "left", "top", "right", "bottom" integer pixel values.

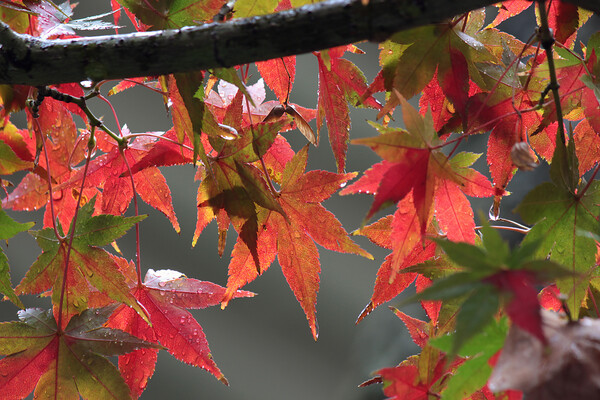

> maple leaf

[
  {"left": 465, "top": 91, "right": 541, "bottom": 212},
  {"left": 489, "top": 1, "right": 532, "bottom": 27},
  {"left": 0, "top": 306, "right": 160, "bottom": 399},
  {"left": 221, "top": 145, "right": 372, "bottom": 339},
  {"left": 516, "top": 135, "right": 600, "bottom": 319},
  {"left": 430, "top": 317, "right": 510, "bottom": 400},
  {"left": 53, "top": 128, "right": 182, "bottom": 233},
  {"left": 124, "top": 128, "right": 194, "bottom": 175},
  {"left": 343, "top": 96, "right": 495, "bottom": 318},
  {"left": 204, "top": 77, "right": 317, "bottom": 146},
  {"left": 372, "top": 346, "right": 457, "bottom": 400},
  {"left": 16, "top": 197, "right": 148, "bottom": 327},
  {"left": 346, "top": 94, "right": 495, "bottom": 236},
  {"left": 368, "top": 299, "right": 518, "bottom": 400},
  {"left": 573, "top": 119, "right": 600, "bottom": 177},
  {"left": 256, "top": 56, "right": 296, "bottom": 104},
  {"left": 353, "top": 211, "right": 437, "bottom": 324},
  {"left": 234, "top": 0, "right": 278, "bottom": 18},
  {"left": 193, "top": 116, "right": 287, "bottom": 263},
  {"left": 406, "top": 224, "right": 571, "bottom": 353},
  {"left": 373, "top": 18, "right": 495, "bottom": 121},
  {"left": 108, "top": 269, "right": 254, "bottom": 398},
  {"left": 316, "top": 46, "right": 381, "bottom": 172},
  {"left": 517, "top": 181, "right": 600, "bottom": 319},
  {"left": 0, "top": 208, "right": 33, "bottom": 308},
  {"left": 538, "top": 284, "right": 565, "bottom": 312},
  {"left": 579, "top": 40, "right": 600, "bottom": 135},
  {"left": 116, "top": 0, "right": 222, "bottom": 29},
  {"left": 2, "top": 97, "right": 96, "bottom": 231},
  {"left": 170, "top": 71, "right": 236, "bottom": 167},
  {"left": 391, "top": 307, "right": 430, "bottom": 348},
  {"left": 316, "top": 50, "right": 349, "bottom": 175},
  {"left": 192, "top": 80, "right": 312, "bottom": 258},
  {"left": 0, "top": 117, "right": 33, "bottom": 175},
  {"left": 538, "top": 1, "right": 592, "bottom": 49}
]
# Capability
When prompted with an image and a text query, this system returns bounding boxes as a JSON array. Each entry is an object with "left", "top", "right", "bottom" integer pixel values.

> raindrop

[
  {"left": 488, "top": 204, "right": 499, "bottom": 221},
  {"left": 158, "top": 281, "right": 167, "bottom": 288},
  {"left": 339, "top": 182, "right": 347, "bottom": 188},
  {"left": 86, "top": 146, "right": 97, "bottom": 159},
  {"left": 80, "top": 80, "right": 94, "bottom": 88},
  {"left": 52, "top": 189, "right": 64, "bottom": 201}
]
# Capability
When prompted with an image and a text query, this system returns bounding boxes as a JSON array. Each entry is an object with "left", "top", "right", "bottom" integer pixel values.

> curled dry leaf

[
  {"left": 263, "top": 104, "right": 318, "bottom": 146},
  {"left": 489, "top": 310, "right": 600, "bottom": 399},
  {"left": 510, "top": 142, "right": 538, "bottom": 171}
]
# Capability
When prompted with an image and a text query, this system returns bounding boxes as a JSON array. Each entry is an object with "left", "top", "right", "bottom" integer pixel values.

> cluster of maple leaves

[{"left": 1, "top": 0, "right": 600, "bottom": 398}]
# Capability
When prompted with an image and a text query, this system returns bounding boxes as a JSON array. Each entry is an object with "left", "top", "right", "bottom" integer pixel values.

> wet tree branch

[{"left": 0, "top": 0, "right": 597, "bottom": 85}]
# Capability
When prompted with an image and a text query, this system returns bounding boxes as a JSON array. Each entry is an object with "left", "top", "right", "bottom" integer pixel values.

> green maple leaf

[
  {"left": 516, "top": 179, "right": 600, "bottom": 319},
  {"left": 0, "top": 307, "right": 160, "bottom": 399},
  {"left": 0, "top": 208, "right": 34, "bottom": 308},
  {"left": 16, "top": 198, "right": 148, "bottom": 326}
]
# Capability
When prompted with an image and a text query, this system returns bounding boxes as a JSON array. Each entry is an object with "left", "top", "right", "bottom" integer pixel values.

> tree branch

[{"left": 0, "top": 0, "right": 597, "bottom": 86}]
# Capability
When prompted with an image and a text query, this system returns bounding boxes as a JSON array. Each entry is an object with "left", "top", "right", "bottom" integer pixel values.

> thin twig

[{"left": 120, "top": 147, "right": 143, "bottom": 286}]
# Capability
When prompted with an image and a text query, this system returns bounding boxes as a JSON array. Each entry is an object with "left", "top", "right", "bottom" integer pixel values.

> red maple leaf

[
  {"left": 391, "top": 307, "right": 430, "bottom": 348},
  {"left": 256, "top": 56, "right": 296, "bottom": 104},
  {"left": 204, "top": 77, "right": 317, "bottom": 145},
  {"left": 539, "top": 284, "right": 565, "bottom": 312},
  {"left": 344, "top": 96, "right": 496, "bottom": 320},
  {"left": 220, "top": 145, "right": 372, "bottom": 339},
  {"left": 486, "top": 269, "right": 547, "bottom": 344},
  {"left": 108, "top": 268, "right": 254, "bottom": 398},
  {"left": 57, "top": 128, "right": 182, "bottom": 232},
  {"left": 316, "top": 46, "right": 381, "bottom": 172},
  {"left": 490, "top": 1, "right": 532, "bottom": 27},
  {"left": 0, "top": 306, "right": 160, "bottom": 399},
  {"left": 2, "top": 97, "right": 96, "bottom": 230},
  {"left": 376, "top": 349, "right": 454, "bottom": 400}
]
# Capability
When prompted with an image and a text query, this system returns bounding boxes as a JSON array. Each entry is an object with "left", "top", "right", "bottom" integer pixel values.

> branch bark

[{"left": 0, "top": 0, "right": 597, "bottom": 86}]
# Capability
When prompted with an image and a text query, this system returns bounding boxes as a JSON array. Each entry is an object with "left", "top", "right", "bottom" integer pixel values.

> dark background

[{"left": 2, "top": 2, "right": 599, "bottom": 399}]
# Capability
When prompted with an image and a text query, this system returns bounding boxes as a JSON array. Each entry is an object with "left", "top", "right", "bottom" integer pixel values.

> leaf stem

[
  {"left": 56, "top": 127, "right": 95, "bottom": 331},
  {"left": 120, "top": 148, "right": 143, "bottom": 286},
  {"left": 536, "top": 0, "right": 568, "bottom": 144},
  {"left": 37, "top": 86, "right": 126, "bottom": 146},
  {"left": 97, "top": 94, "right": 123, "bottom": 137},
  {"left": 36, "top": 118, "right": 63, "bottom": 241}
]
